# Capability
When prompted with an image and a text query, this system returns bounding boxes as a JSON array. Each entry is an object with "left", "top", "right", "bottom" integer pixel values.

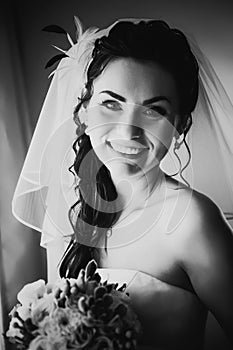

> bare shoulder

[
  {"left": 178, "top": 187, "right": 232, "bottom": 239},
  {"left": 178, "top": 187, "right": 225, "bottom": 229},
  {"left": 167, "top": 182, "right": 233, "bottom": 269},
  {"left": 163, "top": 176, "right": 233, "bottom": 255},
  {"left": 164, "top": 175, "right": 228, "bottom": 228}
]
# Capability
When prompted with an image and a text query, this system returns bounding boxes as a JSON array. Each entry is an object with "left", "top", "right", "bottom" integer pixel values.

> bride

[{"left": 12, "top": 18, "right": 233, "bottom": 349}]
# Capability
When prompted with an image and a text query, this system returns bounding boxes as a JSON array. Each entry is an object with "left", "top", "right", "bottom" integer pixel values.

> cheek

[
  {"left": 86, "top": 106, "right": 114, "bottom": 132},
  {"left": 155, "top": 142, "right": 170, "bottom": 161},
  {"left": 150, "top": 118, "right": 176, "bottom": 150},
  {"left": 86, "top": 109, "right": 109, "bottom": 142},
  {"left": 88, "top": 128, "right": 106, "bottom": 150}
]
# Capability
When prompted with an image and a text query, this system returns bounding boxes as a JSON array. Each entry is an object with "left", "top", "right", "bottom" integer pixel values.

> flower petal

[{"left": 17, "top": 280, "right": 46, "bottom": 306}]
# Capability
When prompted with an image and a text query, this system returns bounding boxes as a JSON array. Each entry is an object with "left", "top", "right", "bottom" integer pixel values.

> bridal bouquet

[{"left": 6, "top": 260, "right": 141, "bottom": 350}]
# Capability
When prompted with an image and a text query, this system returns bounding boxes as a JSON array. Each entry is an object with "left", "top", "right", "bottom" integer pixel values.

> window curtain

[{"left": 0, "top": 4, "right": 46, "bottom": 349}]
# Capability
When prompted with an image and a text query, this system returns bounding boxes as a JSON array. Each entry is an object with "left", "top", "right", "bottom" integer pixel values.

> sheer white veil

[{"left": 12, "top": 17, "right": 233, "bottom": 281}]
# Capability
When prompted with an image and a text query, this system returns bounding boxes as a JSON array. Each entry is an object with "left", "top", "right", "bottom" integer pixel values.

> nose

[{"left": 116, "top": 106, "right": 143, "bottom": 139}]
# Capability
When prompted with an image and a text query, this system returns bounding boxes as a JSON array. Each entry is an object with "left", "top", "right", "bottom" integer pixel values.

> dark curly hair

[{"left": 59, "top": 20, "right": 199, "bottom": 278}]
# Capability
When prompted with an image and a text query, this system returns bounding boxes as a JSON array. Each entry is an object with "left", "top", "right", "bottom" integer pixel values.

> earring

[
  {"left": 170, "top": 140, "right": 182, "bottom": 177},
  {"left": 171, "top": 135, "right": 191, "bottom": 187},
  {"left": 174, "top": 131, "right": 185, "bottom": 149},
  {"left": 174, "top": 138, "right": 182, "bottom": 150},
  {"left": 168, "top": 133, "right": 184, "bottom": 177}
]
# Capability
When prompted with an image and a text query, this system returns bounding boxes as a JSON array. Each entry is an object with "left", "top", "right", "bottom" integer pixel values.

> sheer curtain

[{"left": 0, "top": 4, "right": 46, "bottom": 348}]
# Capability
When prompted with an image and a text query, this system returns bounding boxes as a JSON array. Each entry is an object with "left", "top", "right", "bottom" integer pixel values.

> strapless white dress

[{"left": 97, "top": 268, "right": 207, "bottom": 350}]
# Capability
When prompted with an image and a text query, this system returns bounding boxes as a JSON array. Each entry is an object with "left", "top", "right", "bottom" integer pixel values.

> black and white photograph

[{"left": 1, "top": 1, "right": 233, "bottom": 349}]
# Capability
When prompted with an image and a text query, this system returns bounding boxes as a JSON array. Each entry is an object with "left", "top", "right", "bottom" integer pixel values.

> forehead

[{"left": 92, "top": 58, "right": 178, "bottom": 104}]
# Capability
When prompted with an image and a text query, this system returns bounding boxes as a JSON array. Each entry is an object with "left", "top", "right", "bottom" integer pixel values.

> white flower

[
  {"left": 29, "top": 335, "right": 67, "bottom": 350},
  {"left": 17, "top": 304, "right": 31, "bottom": 320},
  {"left": 52, "top": 278, "right": 67, "bottom": 291},
  {"left": 6, "top": 326, "right": 22, "bottom": 339},
  {"left": 6, "top": 316, "right": 23, "bottom": 339},
  {"left": 17, "top": 280, "right": 46, "bottom": 307},
  {"left": 31, "top": 293, "right": 56, "bottom": 326},
  {"left": 28, "top": 335, "right": 48, "bottom": 350},
  {"left": 53, "top": 277, "right": 81, "bottom": 291}
]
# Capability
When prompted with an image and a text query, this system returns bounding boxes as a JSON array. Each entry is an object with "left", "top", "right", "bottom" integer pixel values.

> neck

[{"left": 110, "top": 166, "right": 163, "bottom": 215}]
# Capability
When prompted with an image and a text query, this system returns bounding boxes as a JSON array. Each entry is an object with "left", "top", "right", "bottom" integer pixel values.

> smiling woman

[
  {"left": 82, "top": 58, "right": 178, "bottom": 199},
  {"left": 12, "top": 17, "right": 233, "bottom": 350}
]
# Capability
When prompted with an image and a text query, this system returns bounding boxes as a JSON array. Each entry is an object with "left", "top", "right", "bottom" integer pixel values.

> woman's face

[{"left": 82, "top": 58, "right": 180, "bottom": 179}]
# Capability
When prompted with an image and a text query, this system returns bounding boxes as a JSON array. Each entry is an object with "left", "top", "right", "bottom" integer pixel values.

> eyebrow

[{"left": 99, "top": 90, "right": 171, "bottom": 105}]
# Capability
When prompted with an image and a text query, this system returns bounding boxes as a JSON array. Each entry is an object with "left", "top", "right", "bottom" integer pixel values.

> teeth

[{"left": 110, "top": 142, "right": 144, "bottom": 155}]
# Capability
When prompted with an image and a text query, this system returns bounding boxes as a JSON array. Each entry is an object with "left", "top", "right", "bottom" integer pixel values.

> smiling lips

[{"left": 107, "top": 139, "right": 148, "bottom": 155}]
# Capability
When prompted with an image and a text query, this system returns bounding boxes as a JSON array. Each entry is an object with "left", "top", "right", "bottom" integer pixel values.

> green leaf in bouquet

[
  {"left": 86, "top": 280, "right": 99, "bottom": 295},
  {"left": 76, "top": 269, "right": 86, "bottom": 292},
  {"left": 62, "top": 279, "right": 71, "bottom": 296},
  {"left": 92, "top": 273, "right": 101, "bottom": 283},
  {"left": 84, "top": 259, "right": 98, "bottom": 280},
  {"left": 117, "top": 283, "right": 127, "bottom": 292},
  {"left": 105, "top": 283, "right": 118, "bottom": 293}
]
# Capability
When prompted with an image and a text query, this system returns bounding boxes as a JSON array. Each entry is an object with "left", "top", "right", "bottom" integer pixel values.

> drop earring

[
  {"left": 174, "top": 135, "right": 183, "bottom": 150},
  {"left": 171, "top": 136, "right": 183, "bottom": 177},
  {"left": 171, "top": 134, "right": 191, "bottom": 187}
]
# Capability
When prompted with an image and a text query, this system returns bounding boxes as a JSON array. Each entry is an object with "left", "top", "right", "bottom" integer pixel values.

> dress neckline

[{"left": 97, "top": 266, "right": 197, "bottom": 297}]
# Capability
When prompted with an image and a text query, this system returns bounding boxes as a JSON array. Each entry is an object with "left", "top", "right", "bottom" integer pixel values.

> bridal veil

[{"left": 11, "top": 17, "right": 233, "bottom": 280}]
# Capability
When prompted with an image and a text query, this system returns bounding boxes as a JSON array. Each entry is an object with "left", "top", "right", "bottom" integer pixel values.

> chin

[{"left": 108, "top": 161, "right": 141, "bottom": 177}]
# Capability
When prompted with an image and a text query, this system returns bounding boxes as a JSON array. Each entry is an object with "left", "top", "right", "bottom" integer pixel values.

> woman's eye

[
  {"left": 144, "top": 106, "right": 167, "bottom": 117},
  {"left": 100, "top": 100, "right": 122, "bottom": 111}
]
